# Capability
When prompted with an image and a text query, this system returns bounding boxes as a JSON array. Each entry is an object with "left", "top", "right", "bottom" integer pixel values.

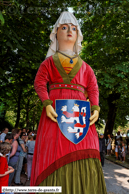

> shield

[{"left": 56, "top": 99, "right": 91, "bottom": 144}]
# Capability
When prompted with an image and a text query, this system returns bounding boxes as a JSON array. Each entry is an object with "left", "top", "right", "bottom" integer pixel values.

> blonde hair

[{"left": 0, "top": 142, "right": 11, "bottom": 155}]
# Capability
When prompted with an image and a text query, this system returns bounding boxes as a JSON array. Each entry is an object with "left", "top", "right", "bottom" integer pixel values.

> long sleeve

[
  {"left": 34, "top": 59, "right": 53, "bottom": 106},
  {"left": 86, "top": 65, "right": 100, "bottom": 112}
]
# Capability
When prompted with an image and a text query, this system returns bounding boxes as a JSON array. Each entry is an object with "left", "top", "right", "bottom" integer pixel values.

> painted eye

[
  {"left": 72, "top": 27, "right": 76, "bottom": 31},
  {"left": 62, "top": 26, "right": 67, "bottom": 30}
]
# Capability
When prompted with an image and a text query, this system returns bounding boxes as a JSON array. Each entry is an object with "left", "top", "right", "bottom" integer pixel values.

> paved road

[{"left": 103, "top": 159, "right": 129, "bottom": 194}]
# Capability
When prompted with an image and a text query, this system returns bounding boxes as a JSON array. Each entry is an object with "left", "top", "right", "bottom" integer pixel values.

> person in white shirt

[
  {"left": 0, "top": 128, "right": 9, "bottom": 142},
  {"left": 107, "top": 134, "right": 112, "bottom": 156}
]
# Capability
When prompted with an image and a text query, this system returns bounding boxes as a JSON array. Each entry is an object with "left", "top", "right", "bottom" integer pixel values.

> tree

[
  {"left": 73, "top": 0, "right": 129, "bottom": 137},
  {"left": 1, "top": 0, "right": 129, "bottom": 134},
  {"left": 0, "top": 0, "right": 72, "bottom": 129}
]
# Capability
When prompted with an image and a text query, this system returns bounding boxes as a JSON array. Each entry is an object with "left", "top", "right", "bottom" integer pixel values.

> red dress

[
  {"left": 31, "top": 54, "right": 100, "bottom": 186},
  {"left": 0, "top": 156, "right": 9, "bottom": 193}
]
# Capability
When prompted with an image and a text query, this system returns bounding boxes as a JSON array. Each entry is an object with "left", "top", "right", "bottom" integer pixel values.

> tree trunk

[
  {"left": 26, "top": 99, "right": 30, "bottom": 128},
  {"left": 104, "top": 92, "right": 121, "bottom": 138},
  {"left": 15, "top": 89, "right": 22, "bottom": 128}
]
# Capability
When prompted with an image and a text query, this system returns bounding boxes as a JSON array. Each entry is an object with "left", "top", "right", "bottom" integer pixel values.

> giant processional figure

[{"left": 31, "top": 11, "right": 107, "bottom": 194}]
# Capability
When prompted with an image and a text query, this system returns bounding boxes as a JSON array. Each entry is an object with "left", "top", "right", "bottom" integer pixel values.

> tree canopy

[
  {"left": 0, "top": 0, "right": 129, "bottom": 135},
  {"left": 0, "top": 0, "right": 71, "bottom": 129},
  {"left": 73, "top": 0, "right": 129, "bottom": 136}
]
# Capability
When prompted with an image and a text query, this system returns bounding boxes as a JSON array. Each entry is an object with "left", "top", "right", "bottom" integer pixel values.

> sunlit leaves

[{"left": 74, "top": 0, "right": 129, "bottom": 130}]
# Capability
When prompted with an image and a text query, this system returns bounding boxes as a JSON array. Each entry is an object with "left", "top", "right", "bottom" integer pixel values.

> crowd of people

[
  {"left": 99, "top": 131, "right": 127, "bottom": 167},
  {"left": 114, "top": 131, "right": 126, "bottom": 162},
  {"left": 0, "top": 127, "right": 36, "bottom": 193},
  {"left": 0, "top": 127, "right": 128, "bottom": 192}
]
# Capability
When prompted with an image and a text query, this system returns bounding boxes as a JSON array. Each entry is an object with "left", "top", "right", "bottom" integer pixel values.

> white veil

[{"left": 46, "top": 11, "right": 83, "bottom": 58}]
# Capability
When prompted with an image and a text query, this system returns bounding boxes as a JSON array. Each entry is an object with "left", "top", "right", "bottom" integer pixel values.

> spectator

[
  {"left": 22, "top": 128, "right": 28, "bottom": 143},
  {"left": 26, "top": 135, "right": 36, "bottom": 180},
  {"left": 122, "top": 142, "right": 126, "bottom": 163},
  {"left": 118, "top": 145, "right": 122, "bottom": 161},
  {"left": 115, "top": 142, "right": 118, "bottom": 160},
  {"left": 111, "top": 134, "right": 114, "bottom": 139},
  {"left": 115, "top": 131, "right": 122, "bottom": 146},
  {"left": 0, "top": 142, "right": 14, "bottom": 193},
  {"left": 31, "top": 132, "right": 34, "bottom": 136},
  {"left": 27, "top": 130, "right": 32, "bottom": 136},
  {"left": 0, "top": 128, "right": 9, "bottom": 142},
  {"left": 14, "top": 132, "right": 27, "bottom": 185},
  {"left": 21, "top": 130, "right": 29, "bottom": 174},
  {"left": 106, "top": 134, "right": 112, "bottom": 156},
  {"left": 99, "top": 133, "right": 105, "bottom": 167},
  {"left": 26, "top": 135, "right": 32, "bottom": 144},
  {"left": 5, "top": 134, "right": 13, "bottom": 144},
  {"left": 126, "top": 130, "right": 129, "bottom": 151},
  {"left": 111, "top": 134, "right": 114, "bottom": 149},
  {"left": 22, "top": 128, "right": 27, "bottom": 136},
  {"left": 33, "top": 130, "right": 37, "bottom": 135},
  {"left": 8, "top": 128, "right": 21, "bottom": 186},
  {"left": 5, "top": 134, "right": 13, "bottom": 163}
]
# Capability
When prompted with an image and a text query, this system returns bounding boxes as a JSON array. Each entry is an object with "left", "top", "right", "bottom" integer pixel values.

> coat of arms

[{"left": 56, "top": 100, "right": 90, "bottom": 144}]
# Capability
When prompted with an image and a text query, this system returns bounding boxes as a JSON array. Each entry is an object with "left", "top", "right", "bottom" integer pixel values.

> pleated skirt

[{"left": 39, "top": 158, "right": 107, "bottom": 194}]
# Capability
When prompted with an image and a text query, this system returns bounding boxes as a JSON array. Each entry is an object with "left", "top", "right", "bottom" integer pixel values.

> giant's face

[{"left": 57, "top": 23, "right": 77, "bottom": 45}]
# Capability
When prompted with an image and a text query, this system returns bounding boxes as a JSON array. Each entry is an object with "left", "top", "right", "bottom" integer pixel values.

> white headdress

[{"left": 46, "top": 11, "right": 83, "bottom": 58}]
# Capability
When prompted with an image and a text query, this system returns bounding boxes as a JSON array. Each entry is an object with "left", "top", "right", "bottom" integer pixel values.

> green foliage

[
  {"left": 0, "top": 11, "right": 5, "bottom": 25},
  {"left": 73, "top": 0, "right": 129, "bottom": 131},
  {"left": 0, "top": 102, "right": 5, "bottom": 118},
  {"left": 0, "top": 0, "right": 71, "bottom": 129},
  {"left": 0, "top": 0, "right": 129, "bottom": 132}
]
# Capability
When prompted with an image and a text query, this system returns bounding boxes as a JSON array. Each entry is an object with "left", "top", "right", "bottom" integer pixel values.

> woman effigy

[{"left": 30, "top": 11, "right": 107, "bottom": 194}]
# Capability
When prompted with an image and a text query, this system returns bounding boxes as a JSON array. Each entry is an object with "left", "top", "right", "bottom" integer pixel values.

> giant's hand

[
  {"left": 46, "top": 105, "right": 58, "bottom": 122},
  {"left": 89, "top": 110, "right": 99, "bottom": 126}
]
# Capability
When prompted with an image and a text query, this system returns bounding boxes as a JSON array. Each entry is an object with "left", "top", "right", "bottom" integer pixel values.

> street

[{"left": 103, "top": 159, "right": 129, "bottom": 194}]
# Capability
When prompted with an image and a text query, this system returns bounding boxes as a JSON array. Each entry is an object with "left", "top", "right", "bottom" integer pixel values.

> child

[
  {"left": 0, "top": 142, "right": 14, "bottom": 193},
  {"left": 115, "top": 142, "right": 118, "bottom": 160},
  {"left": 122, "top": 142, "right": 126, "bottom": 163}
]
